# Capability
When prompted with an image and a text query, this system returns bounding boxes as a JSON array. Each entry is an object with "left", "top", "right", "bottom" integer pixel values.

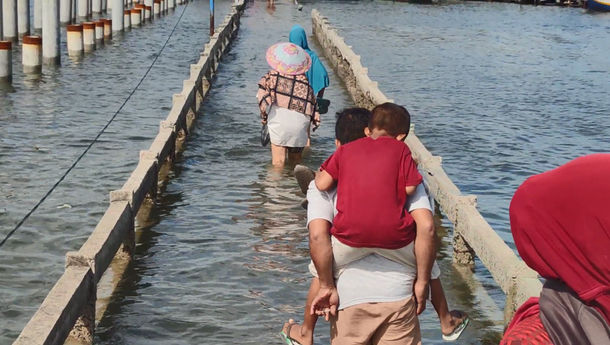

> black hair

[{"left": 335, "top": 107, "right": 372, "bottom": 145}]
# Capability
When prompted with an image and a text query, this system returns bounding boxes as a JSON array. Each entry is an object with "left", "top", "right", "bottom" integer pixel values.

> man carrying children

[{"left": 280, "top": 104, "right": 469, "bottom": 345}]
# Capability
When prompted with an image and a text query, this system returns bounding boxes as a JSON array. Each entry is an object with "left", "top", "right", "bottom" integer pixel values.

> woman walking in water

[{"left": 257, "top": 42, "right": 319, "bottom": 166}]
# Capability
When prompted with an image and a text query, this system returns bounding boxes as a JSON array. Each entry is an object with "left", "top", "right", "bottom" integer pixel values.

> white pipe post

[
  {"left": 94, "top": 19, "right": 102, "bottom": 40},
  {"left": 82, "top": 21, "right": 94, "bottom": 51},
  {"left": 1, "top": 1, "right": 3, "bottom": 39},
  {"left": 3, "top": 0, "right": 17, "bottom": 41},
  {"left": 70, "top": 0, "right": 76, "bottom": 22},
  {"left": 77, "top": 0, "right": 86, "bottom": 18},
  {"left": 143, "top": 4, "right": 149, "bottom": 21},
  {"left": 134, "top": 3, "right": 142, "bottom": 22},
  {"left": 102, "top": 17, "right": 110, "bottom": 37},
  {"left": 101, "top": 0, "right": 106, "bottom": 12},
  {"left": 17, "top": 0, "right": 29, "bottom": 37},
  {"left": 34, "top": 0, "right": 43, "bottom": 31},
  {"left": 153, "top": 0, "right": 158, "bottom": 16},
  {"left": 129, "top": 7, "right": 139, "bottom": 26},
  {"left": 42, "top": 0, "right": 60, "bottom": 65},
  {"left": 122, "top": 9, "right": 129, "bottom": 29},
  {"left": 22, "top": 35, "right": 41, "bottom": 73},
  {"left": 0, "top": 41, "right": 12, "bottom": 82},
  {"left": 111, "top": 0, "right": 122, "bottom": 32},
  {"left": 66, "top": 23, "right": 82, "bottom": 56},
  {"left": 168, "top": 0, "right": 173, "bottom": 10},
  {"left": 91, "top": 0, "right": 100, "bottom": 13},
  {"left": 60, "top": 0, "right": 71, "bottom": 23}
]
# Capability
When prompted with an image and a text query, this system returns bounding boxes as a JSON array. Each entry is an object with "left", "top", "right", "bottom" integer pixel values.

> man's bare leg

[{"left": 281, "top": 278, "right": 319, "bottom": 345}]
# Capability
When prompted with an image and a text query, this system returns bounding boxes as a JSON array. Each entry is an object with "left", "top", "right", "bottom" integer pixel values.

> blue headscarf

[{"left": 289, "top": 25, "right": 329, "bottom": 95}]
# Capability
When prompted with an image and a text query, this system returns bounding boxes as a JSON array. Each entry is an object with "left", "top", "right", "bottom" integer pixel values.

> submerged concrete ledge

[
  {"left": 13, "top": 267, "right": 94, "bottom": 345},
  {"left": 13, "top": 1, "right": 247, "bottom": 344},
  {"left": 311, "top": 9, "right": 542, "bottom": 324}
]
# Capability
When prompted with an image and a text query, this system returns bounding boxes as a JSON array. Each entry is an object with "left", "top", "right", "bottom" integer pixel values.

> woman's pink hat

[{"left": 265, "top": 42, "right": 312, "bottom": 75}]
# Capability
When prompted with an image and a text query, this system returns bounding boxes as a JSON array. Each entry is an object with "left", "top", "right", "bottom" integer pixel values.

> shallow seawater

[
  {"left": 312, "top": 0, "right": 610, "bottom": 246},
  {"left": 1, "top": 0, "right": 607, "bottom": 343},
  {"left": 0, "top": 0, "right": 233, "bottom": 342}
]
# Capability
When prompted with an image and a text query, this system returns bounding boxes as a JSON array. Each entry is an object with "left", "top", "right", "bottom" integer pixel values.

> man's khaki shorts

[{"left": 330, "top": 297, "right": 421, "bottom": 345}]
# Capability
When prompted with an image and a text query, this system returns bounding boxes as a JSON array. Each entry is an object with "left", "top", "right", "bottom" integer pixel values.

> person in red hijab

[{"left": 501, "top": 154, "right": 610, "bottom": 345}]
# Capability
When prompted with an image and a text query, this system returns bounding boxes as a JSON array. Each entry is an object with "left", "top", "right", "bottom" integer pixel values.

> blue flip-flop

[
  {"left": 279, "top": 322, "right": 302, "bottom": 345},
  {"left": 442, "top": 313, "right": 470, "bottom": 341}
]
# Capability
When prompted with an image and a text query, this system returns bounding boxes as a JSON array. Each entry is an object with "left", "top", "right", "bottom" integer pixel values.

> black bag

[
  {"left": 316, "top": 97, "right": 330, "bottom": 115},
  {"left": 261, "top": 123, "right": 270, "bottom": 147}
]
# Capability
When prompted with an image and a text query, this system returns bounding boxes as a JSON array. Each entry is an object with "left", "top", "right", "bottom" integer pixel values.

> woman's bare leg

[{"left": 271, "top": 144, "right": 286, "bottom": 167}]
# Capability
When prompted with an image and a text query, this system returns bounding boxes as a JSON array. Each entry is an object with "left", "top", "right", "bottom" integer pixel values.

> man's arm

[
  {"left": 306, "top": 180, "right": 339, "bottom": 320},
  {"left": 411, "top": 207, "right": 436, "bottom": 315},
  {"left": 308, "top": 219, "right": 338, "bottom": 320},
  {"left": 309, "top": 219, "right": 334, "bottom": 288}
]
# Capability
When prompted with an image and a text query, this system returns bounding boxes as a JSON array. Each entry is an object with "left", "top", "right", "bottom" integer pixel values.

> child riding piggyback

[{"left": 315, "top": 102, "right": 423, "bottom": 272}]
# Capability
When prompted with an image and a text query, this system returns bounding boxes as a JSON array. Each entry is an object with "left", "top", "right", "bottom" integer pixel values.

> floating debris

[{"left": 57, "top": 204, "right": 72, "bottom": 209}]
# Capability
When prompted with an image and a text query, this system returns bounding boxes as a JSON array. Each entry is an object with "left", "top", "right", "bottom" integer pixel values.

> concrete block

[
  {"left": 66, "top": 201, "right": 132, "bottom": 283},
  {"left": 149, "top": 126, "right": 176, "bottom": 162},
  {"left": 13, "top": 267, "right": 94, "bottom": 345},
  {"left": 109, "top": 189, "right": 133, "bottom": 204},
  {"left": 160, "top": 120, "right": 175, "bottom": 130},
  {"left": 120, "top": 157, "right": 158, "bottom": 213}
]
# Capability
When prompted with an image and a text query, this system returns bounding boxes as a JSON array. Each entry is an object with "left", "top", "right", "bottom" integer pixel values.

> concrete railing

[
  {"left": 13, "top": 2, "right": 246, "bottom": 344},
  {"left": 311, "top": 9, "right": 542, "bottom": 324}
]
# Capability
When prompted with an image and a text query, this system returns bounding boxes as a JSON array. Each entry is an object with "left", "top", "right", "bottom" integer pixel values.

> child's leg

[
  {"left": 430, "top": 278, "right": 468, "bottom": 337},
  {"left": 281, "top": 277, "right": 319, "bottom": 345}
]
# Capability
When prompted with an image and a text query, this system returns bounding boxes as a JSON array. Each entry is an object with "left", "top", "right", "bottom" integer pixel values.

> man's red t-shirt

[{"left": 321, "top": 136, "right": 422, "bottom": 249}]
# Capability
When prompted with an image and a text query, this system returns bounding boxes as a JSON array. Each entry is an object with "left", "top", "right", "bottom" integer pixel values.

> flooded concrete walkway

[
  {"left": 94, "top": 2, "right": 503, "bottom": 344},
  {"left": 2, "top": 0, "right": 608, "bottom": 344},
  {"left": 0, "top": 0, "right": 233, "bottom": 342}
]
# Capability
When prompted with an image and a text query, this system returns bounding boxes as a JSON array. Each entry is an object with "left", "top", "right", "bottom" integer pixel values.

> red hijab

[{"left": 510, "top": 154, "right": 610, "bottom": 324}]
